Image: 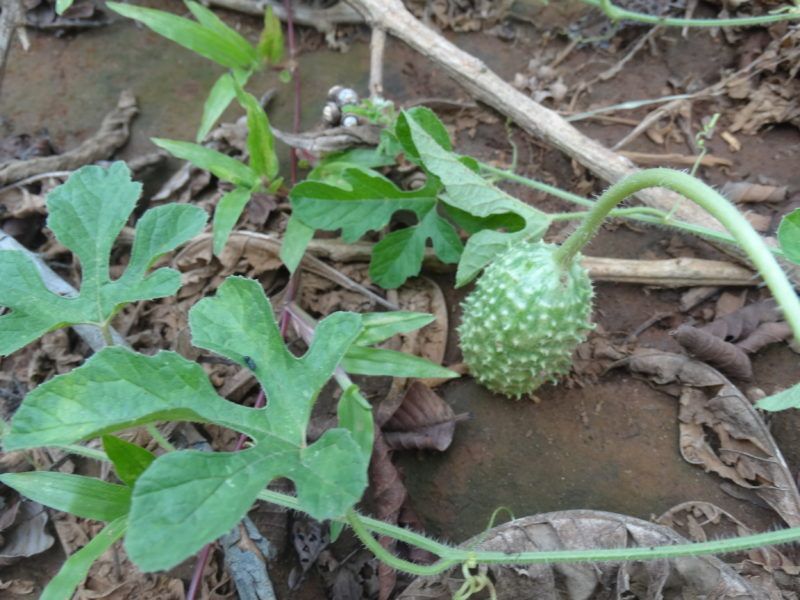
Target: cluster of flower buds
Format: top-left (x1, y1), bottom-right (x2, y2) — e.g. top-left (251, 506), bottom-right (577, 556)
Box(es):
top-left (322, 85), bottom-right (360, 127)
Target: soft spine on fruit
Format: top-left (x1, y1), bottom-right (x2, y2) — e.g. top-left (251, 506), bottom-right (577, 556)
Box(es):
top-left (458, 241), bottom-right (594, 399)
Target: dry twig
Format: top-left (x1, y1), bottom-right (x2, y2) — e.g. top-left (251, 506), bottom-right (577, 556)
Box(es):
top-left (0, 91), bottom-right (138, 185)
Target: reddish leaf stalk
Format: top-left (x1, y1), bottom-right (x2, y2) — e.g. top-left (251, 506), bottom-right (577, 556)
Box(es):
top-left (284, 0), bottom-right (300, 185)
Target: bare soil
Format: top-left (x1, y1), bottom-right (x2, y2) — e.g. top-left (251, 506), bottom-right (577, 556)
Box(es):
top-left (1, 1), bottom-right (799, 598)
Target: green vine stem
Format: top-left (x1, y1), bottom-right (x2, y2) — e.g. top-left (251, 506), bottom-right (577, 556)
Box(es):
top-left (254, 488), bottom-right (800, 576)
top-left (477, 161), bottom-right (784, 254)
top-left (585, 0), bottom-right (800, 27)
top-left (553, 169), bottom-right (800, 340)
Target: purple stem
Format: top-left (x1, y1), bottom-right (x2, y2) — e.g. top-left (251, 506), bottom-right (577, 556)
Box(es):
top-left (284, 0), bottom-right (300, 185)
top-left (186, 2), bottom-right (302, 595)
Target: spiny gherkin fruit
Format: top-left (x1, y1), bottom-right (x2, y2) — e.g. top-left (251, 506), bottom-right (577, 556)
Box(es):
top-left (458, 241), bottom-right (594, 398)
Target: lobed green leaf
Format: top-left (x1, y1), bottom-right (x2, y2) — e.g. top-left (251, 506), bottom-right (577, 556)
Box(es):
top-left (290, 169), bottom-right (437, 243)
top-left (0, 163), bottom-right (207, 356)
top-left (122, 277), bottom-right (370, 571)
top-left (403, 109), bottom-right (551, 285)
top-left (369, 209), bottom-right (462, 288)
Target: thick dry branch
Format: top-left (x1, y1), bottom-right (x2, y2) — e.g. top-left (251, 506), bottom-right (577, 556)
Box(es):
top-left (0, 90), bottom-right (138, 185)
top-left (303, 237), bottom-right (758, 287)
top-left (582, 256), bottom-right (756, 287)
top-left (344, 0), bottom-right (800, 287)
top-left (369, 27), bottom-right (386, 98)
top-left (619, 151), bottom-right (732, 169)
top-left (344, 0), bottom-right (715, 229)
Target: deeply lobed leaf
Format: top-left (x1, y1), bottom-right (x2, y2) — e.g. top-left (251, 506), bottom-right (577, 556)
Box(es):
top-left (290, 168), bottom-right (437, 242)
top-left (0, 163), bottom-right (207, 356)
top-left (402, 111), bottom-right (551, 286)
top-left (6, 277), bottom-right (372, 571)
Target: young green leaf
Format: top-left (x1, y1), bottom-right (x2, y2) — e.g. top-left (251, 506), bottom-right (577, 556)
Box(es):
top-left (0, 472), bottom-right (130, 521)
top-left (369, 209), bottom-right (463, 288)
top-left (0, 163), bottom-right (207, 356)
top-left (757, 383), bottom-right (800, 411)
top-left (102, 436), bottom-right (156, 488)
top-left (280, 214), bottom-right (315, 273)
top-left (197, 70), bottom-right (251, 142)
top-left (234, 84), bottom-right (279, 180)
top-left (290, 169), bottom-right (438, 243)
top-left (257, 6), bottom-right (285, 64)
top-left (152, 138), bottom-right (257, 188)
top-left (457, 227), bottom-right (544, 287)
top-left (107, 2), bottom-right (258, 70)
top-left (403, 109), bottom-right (551, 285)
top-left (394, 106), bottom-right (453, 162)
top-left (55, 0), bottom-right (75, 15)
top-left (355, 311), bottom-right (435, 346)
top-left (122, 277), bottom-right (369, 571)
top-left (778, 209), bottom-right (800, 265)
top-left (41, 517), bottom-right (127, 600)
top-left (213, 187), bottom-right (253, 255)
top-left (342, 346), bottom-right (458, 379)
top-left (337, 385), bottom-right (374, 459)
top-left (184, 1), bottom-right (254, 56)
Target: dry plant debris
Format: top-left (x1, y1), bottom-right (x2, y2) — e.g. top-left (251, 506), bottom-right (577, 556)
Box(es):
top-left (399, 510), bottom-right (757, 599)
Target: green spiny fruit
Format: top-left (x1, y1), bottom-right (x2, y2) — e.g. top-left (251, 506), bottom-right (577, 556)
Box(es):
top-left (458, 241), bottom-right (594, 398)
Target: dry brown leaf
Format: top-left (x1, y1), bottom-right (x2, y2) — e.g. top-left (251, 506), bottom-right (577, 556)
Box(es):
top-left (624, 349), bottom-right (800, 526)
top-left (674, 325), bottom-right (753, 378)
top-left (405, 0), bottom-right (513, 31)
top-left (383, 381), bottom-right (466, 452)
top-left (674, 299), bottom-right (788, 379)
top-left (658, 501), bottom-right (800, 574)
top-left (399, 510), bottom-right (757, 599)
top-left (721, 181), bottom-right (788, 203)
top-left (288, 517), bottom-right (329, 590)
top-left (0, 577), bottom-right (36, 594)
top-left (658, 501), bottom-right (800, 596)
top-left (0, 501), bottom-right (54, 567)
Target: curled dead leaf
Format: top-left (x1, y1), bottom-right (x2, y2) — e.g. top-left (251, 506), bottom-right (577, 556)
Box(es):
top-left (623, 349), bottom-right (800, 526)
top-left (383, 381), bottom-right (468, 452)
top-left (674, 300), bottom-right (788, 380)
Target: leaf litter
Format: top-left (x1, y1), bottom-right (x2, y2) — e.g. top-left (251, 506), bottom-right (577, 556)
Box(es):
top-left (4, 6), bottom-right (800, 598)
top-left (399, 510), bottom-right (758, 599)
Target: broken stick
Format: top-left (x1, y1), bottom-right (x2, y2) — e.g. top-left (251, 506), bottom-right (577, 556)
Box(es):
top-left (0, 90), bottom-right (138, 185)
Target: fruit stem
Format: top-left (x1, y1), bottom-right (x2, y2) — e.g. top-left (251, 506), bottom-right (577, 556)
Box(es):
top-left (554, 168), bottom-right (800, 341)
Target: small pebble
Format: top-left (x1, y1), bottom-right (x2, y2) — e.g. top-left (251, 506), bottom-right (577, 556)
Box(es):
top-left (322, 102), bottom-right (341, 125)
